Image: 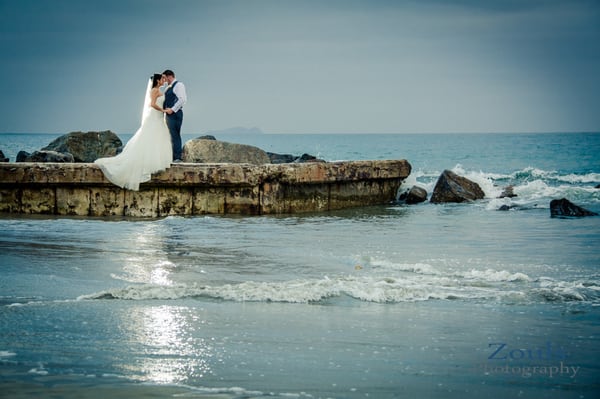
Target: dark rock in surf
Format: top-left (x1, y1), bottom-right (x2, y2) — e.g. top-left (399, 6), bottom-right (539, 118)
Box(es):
top-left (549, 198), bottom-right (598, 218)
top-left (17, 150), bottom-right (74, 163)
top-left (0, 150), bottom-right (8, 162)
top-left (430, 170), bottom-right (485, 203)
top-left (499, 185), bottom-right (517, 198)
top-left (42, 130), bottom-right (122, 162)
top-left (595, 184), bottom-right (600, 189)
top-left (399, 185), bottom-right (428, 204)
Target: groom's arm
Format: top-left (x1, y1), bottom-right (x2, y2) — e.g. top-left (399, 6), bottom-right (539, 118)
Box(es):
top-left (171, 82), bottom-right (187, 113)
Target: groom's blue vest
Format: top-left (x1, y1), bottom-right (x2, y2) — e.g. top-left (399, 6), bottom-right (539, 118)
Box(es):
top-left (164, 81), bottom-right (180, 111)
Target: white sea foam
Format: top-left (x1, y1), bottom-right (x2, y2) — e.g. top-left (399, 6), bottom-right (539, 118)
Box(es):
top-left (79, 266), bottom-right (597, 305)
top-left (0, 350), bottom-right (16, 357)
top-left (459, 269), bottom-right (531, 282)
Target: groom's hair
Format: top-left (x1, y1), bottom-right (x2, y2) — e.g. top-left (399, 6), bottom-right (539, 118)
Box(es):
top-left (163, 69), bottom-right (175, 77)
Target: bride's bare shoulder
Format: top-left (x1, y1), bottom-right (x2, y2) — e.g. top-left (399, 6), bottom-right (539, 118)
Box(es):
top-left (150, 87), bottom-right (161, 97)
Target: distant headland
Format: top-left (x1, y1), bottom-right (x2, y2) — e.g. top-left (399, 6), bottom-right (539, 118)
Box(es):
top-left (205, 126), bottom-right (263, 135)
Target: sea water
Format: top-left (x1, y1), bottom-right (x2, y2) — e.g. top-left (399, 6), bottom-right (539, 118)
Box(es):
top-left (0, 133), bottom-right (599, 398)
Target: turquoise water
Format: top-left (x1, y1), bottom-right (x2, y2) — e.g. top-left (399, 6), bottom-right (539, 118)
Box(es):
top-left (1, 133), bottom-right (599, 398)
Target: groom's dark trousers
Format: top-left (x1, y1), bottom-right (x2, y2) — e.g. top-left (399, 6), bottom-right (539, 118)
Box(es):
top-left (166, 111), bottom-right (183, 161)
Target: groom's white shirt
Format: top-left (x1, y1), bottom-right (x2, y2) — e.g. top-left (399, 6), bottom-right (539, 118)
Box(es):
top-left (169, 80), bottom-right (187, 113)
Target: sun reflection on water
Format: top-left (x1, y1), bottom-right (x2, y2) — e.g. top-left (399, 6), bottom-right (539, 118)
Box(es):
top-left (111, 223), bottom-right (177, 286)
top-left (120, 305), bottom-right (214, 384)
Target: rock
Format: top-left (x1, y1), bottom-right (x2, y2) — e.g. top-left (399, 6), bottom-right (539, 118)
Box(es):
top-left (499, 185), bottom-right (517, 198)
top-left (182, 139), bottom-right (271, 164)
top-left (549, 198), bottom-right (598, 218)
top-left (595, 184), bottom-right (600, 189)
top-left (42, 130), bottom-right (122, 162)
top-left (296, 153), bottom-right (326, 163)
top-left (0, 150), bottom-right (8, 162)
top-left (430, 170), bottom-right (485, 203)
top-left (267, 152), bottom-right (325, 164)
top-left (17, 150), bottom-right (74, 163)
top-left (267, 152), bottom-right (297, 164)
top-left (399, 185), bottom-right (428, 204)
top-left (197, 135), bottom-right (217, 141)
top-left (16, 151), bottom-right (31, 162)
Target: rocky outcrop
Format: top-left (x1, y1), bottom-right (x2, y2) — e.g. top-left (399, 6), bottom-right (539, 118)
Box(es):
top-left (430, 170), bottom-right (485, 203)
top-left (42, 131), bottom-right (122, 162)
top-left (550, 198), bottom-right (598, 218)
top-left (16, 150), bottom-right (74, 163)
top-left (183, 139), bottom-right (271, 164)
top-left (0, 150), bottom-right (8, 162)
top-left (399, 185), bottom-right (428, 204)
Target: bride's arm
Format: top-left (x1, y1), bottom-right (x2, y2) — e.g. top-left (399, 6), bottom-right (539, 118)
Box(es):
top-left (150, 89), bottom-right (165, 113)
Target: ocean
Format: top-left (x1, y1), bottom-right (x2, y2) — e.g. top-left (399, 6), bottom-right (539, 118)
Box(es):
top-left (1, 132), bottom-right (599, 398)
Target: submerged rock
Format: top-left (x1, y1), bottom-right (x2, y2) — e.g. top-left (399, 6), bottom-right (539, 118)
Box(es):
top-left (399, 185), bottom-right (428, 204)
top-left (0, 150), bottom-right (8, 162)
top-left (183, 139), bottom-right (271, 164)
top-left (499, 185), bottom-right (517, 198)
top-left (430, 170), bottom-right (485, 203)
top-left (17, 150), bottom-right (74, 163)
top-left (549, 198), bottom-right (598, 218)
top-left (42, 130), bottom-right (122, 162)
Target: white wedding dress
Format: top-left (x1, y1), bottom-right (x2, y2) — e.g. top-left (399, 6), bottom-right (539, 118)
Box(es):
top-left (95, 94), bottom-right (172, 191)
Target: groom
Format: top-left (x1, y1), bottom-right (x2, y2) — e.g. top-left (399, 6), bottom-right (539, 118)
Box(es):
top-left (162, 69), bottom-right (187, 162)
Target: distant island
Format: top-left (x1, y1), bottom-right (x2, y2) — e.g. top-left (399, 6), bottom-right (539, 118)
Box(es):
top-left (205, 126), bottom-right (263, 135)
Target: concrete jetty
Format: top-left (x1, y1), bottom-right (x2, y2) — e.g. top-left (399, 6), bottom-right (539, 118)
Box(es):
top-left (0, 160), bottom-right (411, 217)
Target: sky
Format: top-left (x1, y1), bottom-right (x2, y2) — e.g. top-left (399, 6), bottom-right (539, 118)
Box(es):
top-left (0, 0), bottom-right (599, 134)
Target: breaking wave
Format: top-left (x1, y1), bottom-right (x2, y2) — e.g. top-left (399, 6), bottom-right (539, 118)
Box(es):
top-left (78, 269), bottom-right (599, 305)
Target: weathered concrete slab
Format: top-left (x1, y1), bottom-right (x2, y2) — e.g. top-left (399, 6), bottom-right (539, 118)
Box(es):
top-left (0, 160), bottom-right (411, 217)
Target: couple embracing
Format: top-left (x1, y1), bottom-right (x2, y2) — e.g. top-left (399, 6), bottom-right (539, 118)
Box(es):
top-left (95, 70), bottom-right (187, 191)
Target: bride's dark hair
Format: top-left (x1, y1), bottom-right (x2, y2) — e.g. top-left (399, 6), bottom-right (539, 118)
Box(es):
top-left (151, 73), bottom-right (163, 88)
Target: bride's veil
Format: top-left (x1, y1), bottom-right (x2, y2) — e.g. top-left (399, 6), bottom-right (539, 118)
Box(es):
top-left (141, 77), bottom-right (153, 124)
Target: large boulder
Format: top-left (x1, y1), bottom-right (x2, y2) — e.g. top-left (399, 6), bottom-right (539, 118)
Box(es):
top-left (550, 198), bottom-right (598, 218)
top-left (16, 150), bottom-right (74, 163)
top-left (42, 130), bottom-right (122, 162)
top-left (399, 185), bottom-right (428, 204)
top-left (0, 150), bottom-right (8, 162)
top-left (430, 170), bottom-right (485, 203)
top-left (182, 139), bottom-right (271, 164)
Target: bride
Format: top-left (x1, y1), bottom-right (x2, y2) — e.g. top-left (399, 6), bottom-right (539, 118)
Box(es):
top-left (95, 74), bottom-right (173, 191)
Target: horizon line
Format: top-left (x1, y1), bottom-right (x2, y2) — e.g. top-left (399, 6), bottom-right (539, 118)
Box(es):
top-left (1, 130), bottom-right (599, 135)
